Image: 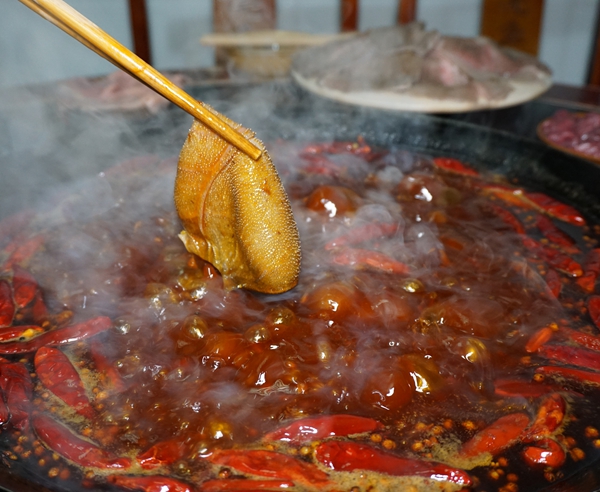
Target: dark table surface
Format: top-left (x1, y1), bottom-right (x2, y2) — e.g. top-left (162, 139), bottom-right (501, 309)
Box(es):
top-left (442, 83), bottom-right (600, 140)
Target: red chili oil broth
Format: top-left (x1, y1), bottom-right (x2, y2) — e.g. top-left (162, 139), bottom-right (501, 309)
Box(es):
top-left (0, 142), bottom-right (599, 491)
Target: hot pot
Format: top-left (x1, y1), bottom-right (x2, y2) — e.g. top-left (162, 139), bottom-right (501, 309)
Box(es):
top-left (1, 79), bottom-right (600, 491)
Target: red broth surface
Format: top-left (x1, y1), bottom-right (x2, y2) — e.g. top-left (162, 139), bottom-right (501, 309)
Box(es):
top-left (0, 140), bottom-right (600, 492)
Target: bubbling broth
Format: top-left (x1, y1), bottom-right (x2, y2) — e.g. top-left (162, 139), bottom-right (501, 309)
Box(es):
top-left (1, 139), bottom-right (600, 492)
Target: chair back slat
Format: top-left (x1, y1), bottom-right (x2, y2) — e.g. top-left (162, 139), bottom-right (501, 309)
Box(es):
top-left (128, 0), bottom-right (152, 64)
top-left (480, 0), bottom-right (545, 56)
top-left (397, 0), bottom-right (417, 25)
top-left (588, 16), bottom-right (600, 86)
top-left (341, 0), bottom-right (359, 31)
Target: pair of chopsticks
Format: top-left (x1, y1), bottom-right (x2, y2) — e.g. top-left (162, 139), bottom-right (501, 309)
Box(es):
top-left (19, 0), bottom-right (262, 161)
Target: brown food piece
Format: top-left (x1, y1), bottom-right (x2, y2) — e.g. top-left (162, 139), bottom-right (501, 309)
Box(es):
top-left (174, 109), bottom-right (301, 294)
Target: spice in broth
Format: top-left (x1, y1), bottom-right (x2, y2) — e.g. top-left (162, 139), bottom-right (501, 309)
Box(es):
top-left (0, 139), bottom-right (599, 491)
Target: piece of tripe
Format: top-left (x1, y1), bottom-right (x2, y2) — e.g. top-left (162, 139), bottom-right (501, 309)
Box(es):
top-left (174, 108), bottom-right (301, 294)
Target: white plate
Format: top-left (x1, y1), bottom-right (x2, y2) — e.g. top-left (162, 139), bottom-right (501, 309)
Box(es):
top-left (291, 25), bottom-right (552, 114)
top-left (292, 70), bottom-right (552, 113)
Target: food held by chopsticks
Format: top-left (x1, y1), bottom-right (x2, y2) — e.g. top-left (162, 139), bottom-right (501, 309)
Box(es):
top-left (175, 110), bottom-right (301, 294)
top-left (292, 22), bottom-right (552, 112)
top-left (20, 0), bottom-right (301, 294)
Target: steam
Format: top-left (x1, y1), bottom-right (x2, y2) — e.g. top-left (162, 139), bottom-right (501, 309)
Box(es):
top-left (2, 77), bottom-right (568, 474)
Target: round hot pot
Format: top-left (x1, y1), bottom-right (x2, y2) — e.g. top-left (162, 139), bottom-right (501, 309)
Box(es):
top-left (0, 80), bottom-right (600, 492)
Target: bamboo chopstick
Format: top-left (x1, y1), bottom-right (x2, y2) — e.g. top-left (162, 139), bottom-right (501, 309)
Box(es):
top-left (19, 0), bottom-right (263, 161)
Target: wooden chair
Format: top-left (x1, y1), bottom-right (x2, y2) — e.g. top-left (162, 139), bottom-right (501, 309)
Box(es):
top-left (127, 0), bottom-right (600, 86)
